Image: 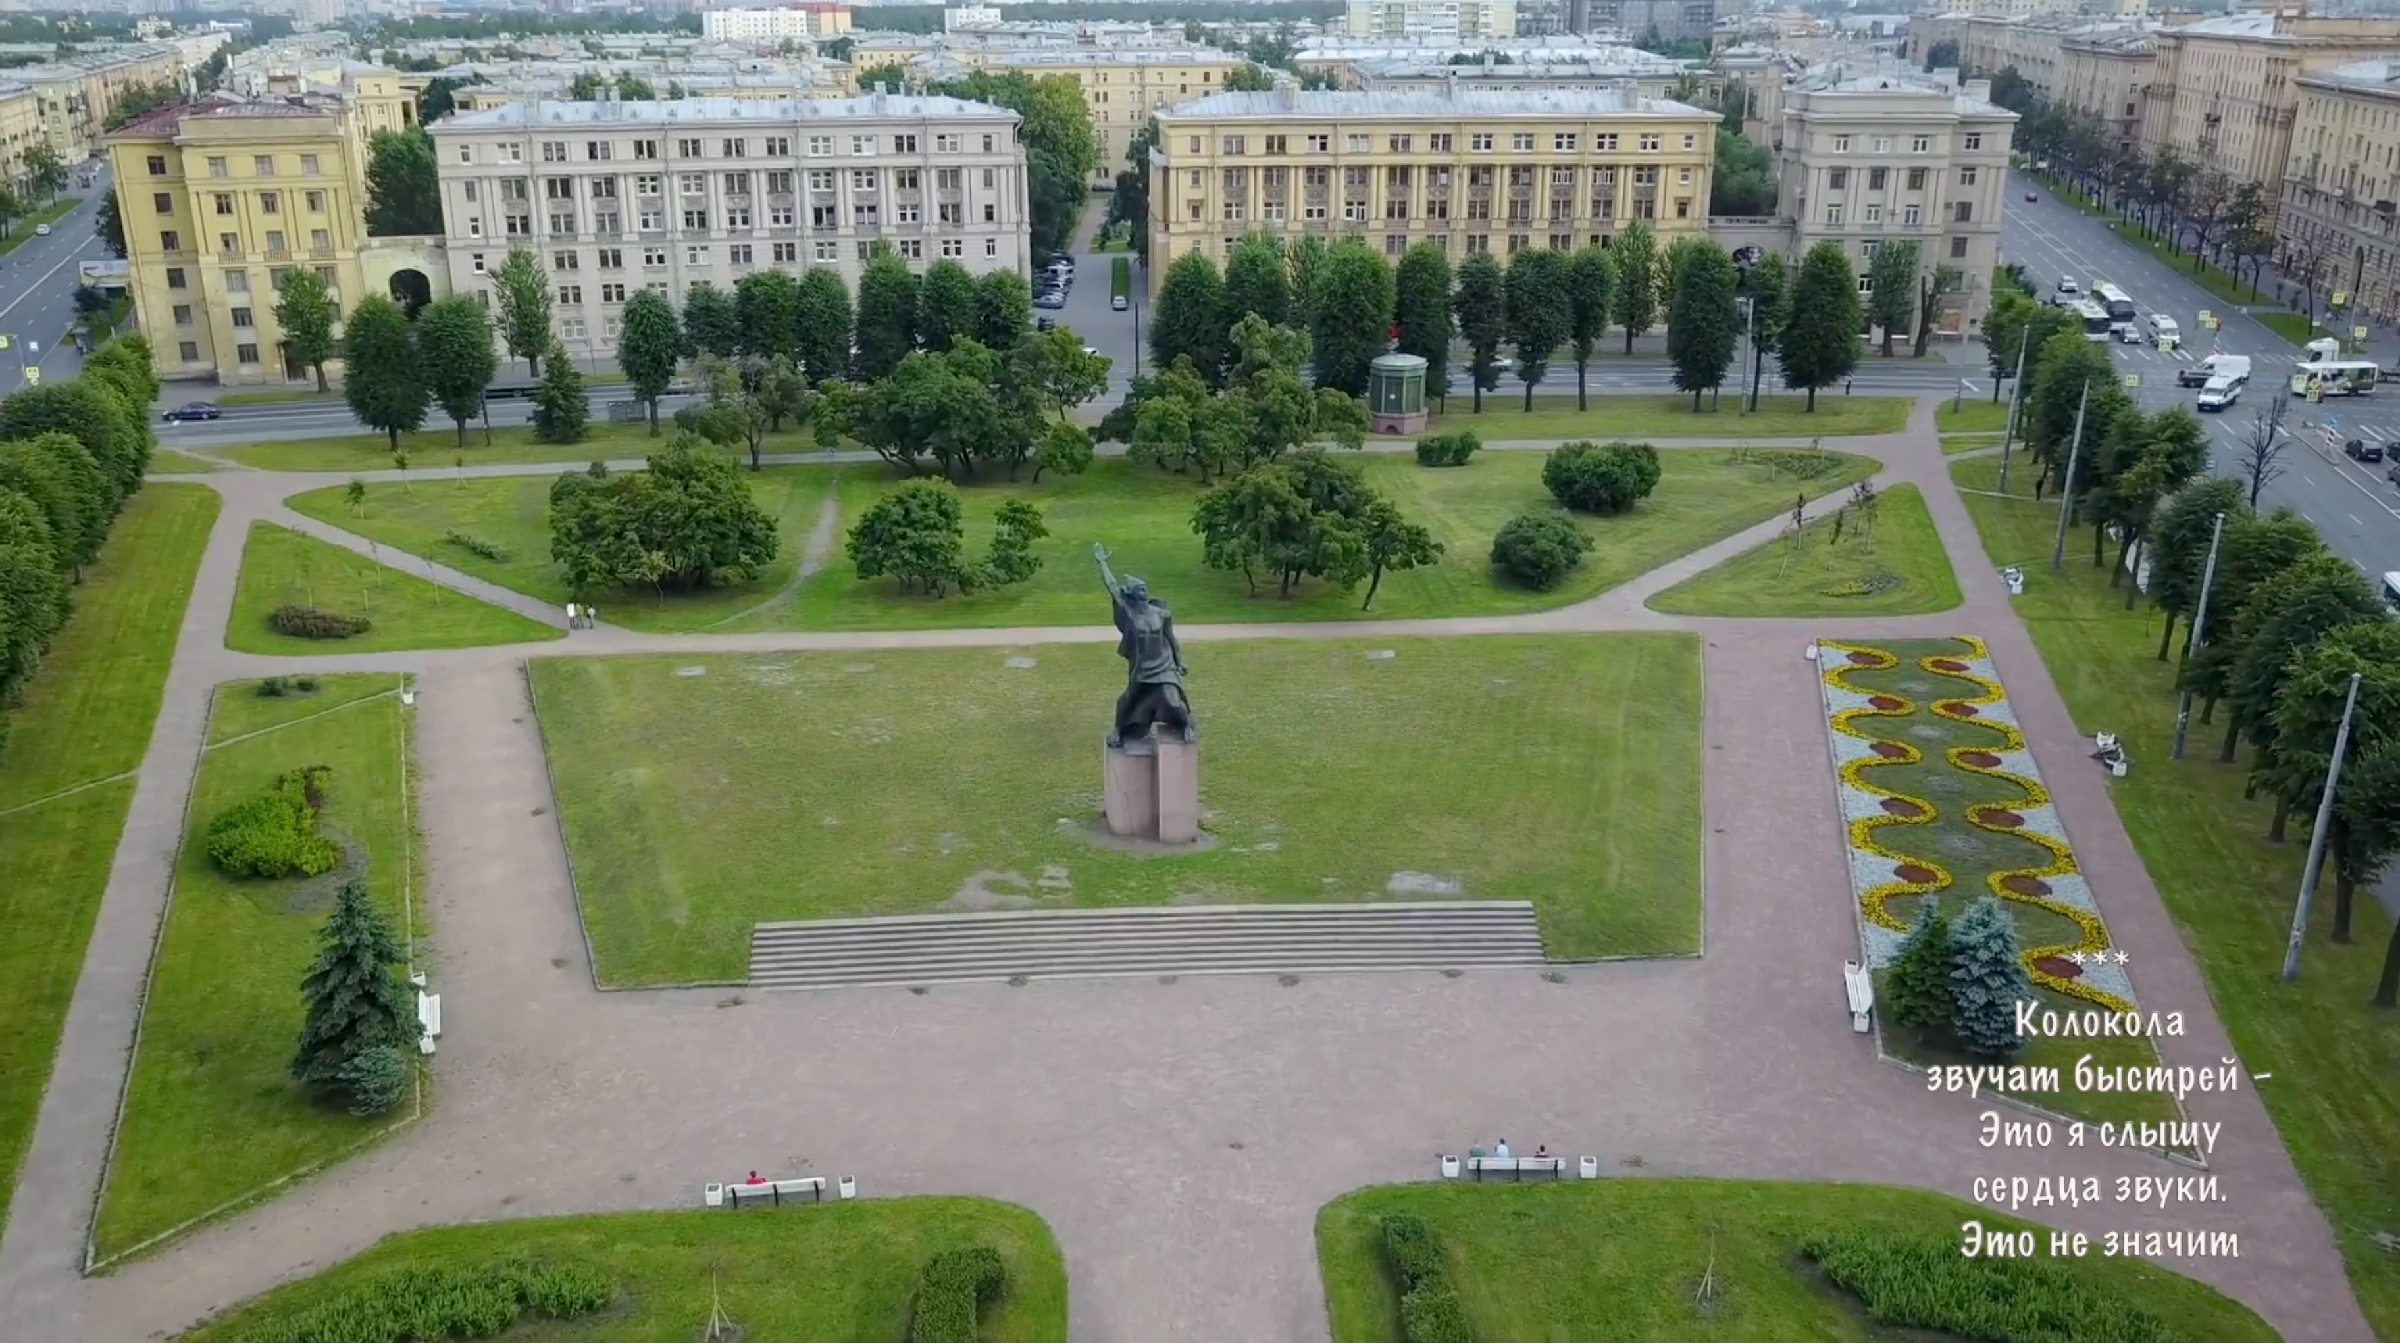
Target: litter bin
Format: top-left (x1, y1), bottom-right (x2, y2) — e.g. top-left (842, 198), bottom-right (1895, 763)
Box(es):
top-left (1440, 1154), bottom-right (1461, 1179)
top-left (1579, 1156), bottom-right (1599, 1180)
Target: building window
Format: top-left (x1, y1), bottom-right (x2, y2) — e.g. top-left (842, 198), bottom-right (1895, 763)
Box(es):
top-left (172, 304), bottom-right (192, 326)
top-left (457, 144), bottom-right (473, 165)
top-left (471, 253), bottom-right (487, 273)
top-left (1907, 168), bottom-right (1927, 190)
top-left (152, 192), bottom-right (172, 214)
top-left (562, 319), bottom-right (585, 340)
top-left (773, 242), bottom-right (797, 263)
top-left (1828, 168), bottom-right (1848, 190)
top-left (259, 192), bottom-right (279, 215)
top-left (1963, 132), bottom-right (1983, 151)
top-left (637, 139), bottom-right (662, 159)
top-left (1825, 204), bottom-right (1844, 225)
top-left (147, 154), bottom-right (168, 176)
top-left (1223, 135), bottom-right (1246, 154)
top-left (729, 244), bottom-right (753, 265)
top-left (1868, 168), bottom-right (1887, 191)
top-left (553, 250), bottom-right (578, 270)
top-left (1959, 167), bottom-right (1978, 186)
top-left (1873, 137), bottom-right (1892, 155)
top-left (602, 282), bottom-right (627, 302)
top-left (306, 190), bottom-right (326, 212)
top-left (941, 237), bottom-right (965, 257)
top-left (680, 138), bottom-right (704, 157)
top-left (683, 209), bottom-right (709, 230)
top-left (1512, 133), bottom-right (1535, 151)
top-left (589, 141), bottom-right (613, 161)
top-left (723, 137), bottom-right (747, 157)
top-left (1953, 201), bottom-right (1973, 222)
top-left (1597, 134), bottom-right (1618, 151)
top-left (1674, 198), bottom-right (1691, 218)
top-left (985, 238), bottom-right (997, 257)
top-left (852, 134), bottom-right (874, 156)
top-left (543, 141), bottom-right (567, 163)
top-left (934, 133), bottom-right (958, 153)
top-left (643, 247), bottom-right (667, 266)
top-left (236, 343), bottom-right (259, 365)
top-left (1904, 204), bottom-right (1922, 226)
top-left (1864, 204), bottom-right (1883, 224)
top-left (1683, 134), bottom-right (1696, 150)
top-left (1639, 134), bottom-right (1660, 152)
top-left (1553, 133), bottom-right (1577, 151)
top-left (213, 193), bottom-right (233, 216)
top-left (898, 239), bottom-right (923, 259)
top-left (166, 266), bottom-right (186, 288)
top-left (1308, 134), bottom-right (1330, 152)
top-left (814, 241), bottom-right (838, 261)
top-left (687, 245), bottom-right (709, 265)
top-left (232, 307), bottom-right (253, 328)
top-left (1950, 235), bottom-right (1969, 258)
top-left (598, 247), bottom-right (623, 267)
top-left (178, 341), bottom-right (199, 361)
top-left (808, 136), bottom-right (832, 156)
top-left (1913, 136), bottom-right (1932, 153)
top-left (1832, 135), bottom-right (1851, 152)
top-left (253, 155), bottom-right (274, 176)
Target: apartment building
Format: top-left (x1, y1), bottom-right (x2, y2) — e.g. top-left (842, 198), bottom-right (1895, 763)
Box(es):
top-left (701, 5), bottom-right (855, 45)
top-left (105, 78), bottom-right (406, 385)
top-left (1147, 86), bottom-right (1717, 294)
top-left (2056, 26), bottom-right (2153, 156)
top-left (427, 93), bottom-right (1030, 369)
top-left (1579, 0), bottom-right (1720, 45)
top-left (1776, 73), bottom-right (2018, 331)
top-left (909, 48), bottom-right (1245, 185)
top-left (1350, 46), bottom-right (1696, 99)
top-left (1344, 0), bottom-right (1519, 43)
top-left (2142, 12), bottom-right (2400, 203)
top-left (1294, 34), bottom-right (1663, 85)
top-left (2281, 59), bottom-right (2400, 322)
top-left (18, 39), bottom-right (223, 165)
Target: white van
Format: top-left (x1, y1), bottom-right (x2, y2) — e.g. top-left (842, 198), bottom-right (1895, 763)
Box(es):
top-left (2197, 374), bottom-right (2244, 411)
top-left (2381, 571), bottom-right (2400, 614)
top-left (2147, 315), bottom-right (2181, 345)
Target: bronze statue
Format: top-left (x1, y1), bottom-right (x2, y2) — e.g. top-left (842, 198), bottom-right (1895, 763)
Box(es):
top-left (1095, 543), bottom-right (1195, 748)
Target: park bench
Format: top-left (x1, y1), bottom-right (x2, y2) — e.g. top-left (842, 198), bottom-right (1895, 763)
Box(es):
top-left (416, 991), bottom-right (441, 1055)
top-left (709, 1175), bottom-right (824, 1208)
top-left (1843, 960), bottom-right (1873, 1033)
top-left (1465, 1155), bottom-right (1566, 1182)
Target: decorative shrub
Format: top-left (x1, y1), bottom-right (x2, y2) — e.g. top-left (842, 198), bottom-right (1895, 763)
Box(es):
top-left (228, 1259), bottom-right (613, 1343)
top-left (1948, 896), bottom-right (2033, 1056)
top-left (257, 677), bottom-right (288, 698)
top-left (909, 1245), bottom-right (1006, 1343)
top-left (1490, 511), bottom-right (1593, 591)
top-left (335, 1043), bottom-right (410, 1116)
top-left (1377, 1216), bottom-right (1472, 1343)
top-left (1542, 440), bottom-right (1662, 513)
top-left (1397, 1283), bottom-right (1473, 1343)
top-left (271, 604), bottom-right (371, 640)
top-left (1379, 1215), bottom-right (1443, 1290)
top-left (442, 529), bottom-right (514, 562)
top-left (205, 766), bottom-right (339, 879)
top-left (1884, 906), bottom-right (1954, 1031)
top-left (1413, 431), bottom-right (1481, 467)
top-left (253, 677), bottom-right (323, 699)
top-left (1807, 1229), bottom-right (2177, 1343)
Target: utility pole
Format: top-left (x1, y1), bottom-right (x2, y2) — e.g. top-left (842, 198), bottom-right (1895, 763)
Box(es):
top-left (1747, 294), bottom-right (1768, 412)
top-left (2282, 671), bottom-right (2363, 981)
top-left (2049, 378), bottom-right (2089, 572)
top-left (2169, 510), bottom-right (2226, 761)
top-left (1998, 322), bottom-right (2030, 495)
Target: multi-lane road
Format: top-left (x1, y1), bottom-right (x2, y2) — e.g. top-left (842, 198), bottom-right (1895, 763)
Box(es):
top-left (0, 167), bottom-right (112, 393)
top-left (2000, 186), bottom-right (2399, 581)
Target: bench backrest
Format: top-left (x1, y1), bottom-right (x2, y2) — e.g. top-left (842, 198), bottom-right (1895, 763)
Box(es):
top-left (1467, 1156), bottom-right (1564, 1172)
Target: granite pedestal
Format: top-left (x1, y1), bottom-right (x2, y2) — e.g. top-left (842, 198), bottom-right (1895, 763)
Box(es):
top-left (1103, 733), bottom-right (1201, 844)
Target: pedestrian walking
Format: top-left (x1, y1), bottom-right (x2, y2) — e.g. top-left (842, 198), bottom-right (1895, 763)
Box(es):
top-left (566, 601), bottom-right (580, 630)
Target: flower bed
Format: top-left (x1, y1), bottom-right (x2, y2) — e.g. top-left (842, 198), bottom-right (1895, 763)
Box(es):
top-left (1819, 636), bottom-right (2136, 1014)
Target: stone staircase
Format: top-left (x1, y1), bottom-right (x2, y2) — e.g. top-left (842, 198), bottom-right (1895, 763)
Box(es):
top-left (746, 901), bottom-right (1548, 990)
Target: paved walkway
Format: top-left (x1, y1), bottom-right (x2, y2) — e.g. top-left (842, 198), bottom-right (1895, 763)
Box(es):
top-left (0, 402), bottom-right (2374, 1343)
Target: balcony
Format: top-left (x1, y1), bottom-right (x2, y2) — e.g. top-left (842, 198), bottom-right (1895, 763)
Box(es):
top-left (265, 248), bottom-right (292, 262)
top-left (309, 246), bottom-right (334, 260)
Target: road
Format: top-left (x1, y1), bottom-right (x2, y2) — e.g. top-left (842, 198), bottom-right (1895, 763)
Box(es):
top-left (0, 162), bottom-right (112, 393)
top-left (2000, 188), bottom-right (2400, 582)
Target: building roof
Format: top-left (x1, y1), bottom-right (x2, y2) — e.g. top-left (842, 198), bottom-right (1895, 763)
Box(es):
top-left (2299, 58), bottom-right (2400, 94)
top-left (1157, 87), bottom-right (1710, 120)
top-left (107, 90), bottom-right (344, 140)
top-left (1791, 69), bottom-right (2013, 118)
top-left (431, 92), bottom-right (1017, 129)
top-left (2166, 11), bottom-right (2279, 39)
top-left (1352, 46), bottom-right (1691, 80)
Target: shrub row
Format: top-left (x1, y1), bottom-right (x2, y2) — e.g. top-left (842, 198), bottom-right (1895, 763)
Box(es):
top-left (1490, 511), bottom-right (1592, 592)
top-left (271, 604), bottom-right (372, 640)
top-left (229, 1258), bottom-right (613, 1343)
top-left (1806, 1229), bottom-right (2177, 1343)
top-left (1542, 440), bottom-right (1660, 514)
top-left (442, 528), bottom-right (513, 562)
top-left (1379, 1216), bottom-right (1470, 1343)
top-left (1413, 430), bottom-right (1480, 467)
top-left (254, 675), bottom-right (321, 698)
top-left (908, 1245), bottom-right (1005, 1343)
top-left (205, 765), bottom-right (339, 879)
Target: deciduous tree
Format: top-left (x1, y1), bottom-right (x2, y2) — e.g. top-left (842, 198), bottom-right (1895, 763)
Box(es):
top-left (915, 258), bottom-right (980, 353)
top-left (1564, 244), bottom-right (1614, 410)
top-left (2263, 619), bottom-right (2400, 939)
top-left (1152, 249), bottom-right (1227, 384)
top-left (1665, 238), bottom-right (1738, 409)
top-left (272, 266), bottom-right (339, 392)
top-left (1222, 232), bottom-right (1291, 332)
top-left (794, 268), bottom-right (853, 383)
top-left (616, 289), bottom-right (682, 434)
top-left (1311, 241), bottom-right (1394, 396)
top-left (490, 248), bottom-right (552, 377)
top-left (853, 246), bottom-right (919, 380)
top-left (547, 437), bottom-right (779, 598)
top-left (1357, 495), bottom-right (1440, 610)
top-left (364, 127), bottom-right (441, 235)
top-left (1453, 251), bottom-right (1506, 413)
top-left (1500, 248), bottom-right (1569, 411)
top-left (1866, 239), bottom-right (1919, 357)
top-left (415, 295), bottom-right (497, 446)
top-left (529, 337), bottom-right (587, 443)
top-left (681, 280), bottom-right (739, 360)
top-left (1779, 241), bottom-right (1862, 410)
top-left (733, 268), bottom-right (801, 361)
top-left (973, 268), bottom-right (1032, 351)
top-left (1393, 242), bottom-right (1453, 406)
top-left (340, 295), bottom-right (427, 450)
top-left (1612, 222), bottom-right (1659, 354)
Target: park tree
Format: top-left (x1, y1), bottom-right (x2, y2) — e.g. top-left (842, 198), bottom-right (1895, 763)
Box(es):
top-left (1946, 896), bottom-right (2030, 1057)
top-left (547, 437), bottom-right (780, 598)
top-left (529, 338), bottom-right (587, 443)
top-left (853, 246), bottom-right (920, 380)
top-left (2234, 396), bottom-right (2291, 505)
top-left (2179, 509), bottom-right (2324, 729)
top-left (677, 354), bottom-right (806, 470)
top-left (340, 295), bottom-right (427, 450)
top-left (2023, 330), bottom-right (2124, 497)
top-left (1005, 326), bottom-right (1111, 423)
top-left (1982, 289), bottom-right (2075, 403)
top-left (1665, 237), bottom-right (1739, 410)
top-left (0, 489), bottom-right (67, 706)
top-left (1612, 222), bottom-right (1659, 354)
top-left (95, 189), bottom-right (126, 259)
top-left (935, 71), bottom-right (1097, 256)
top-left (0, 379), bottom-right (146, 507)
top-left (915, 258), bottom-right (981, 354)
top-left (1222, 233), bottom-right (1291, 332)
top-left (272, 266), bottom-right (339, 392)
top-left (1033, 420), bottom-right (1094, 482)
top-left (1311, 241), bottom-right (1395, 396)
top-left (1285, 234), bottom-right (1329, 332)
top-left (847, 478), bottom-right (969, 595)
top-left (2143, 477), bottom-right (2249, 661)
top-left (1564, 244), bottom-right (1615, 411)
top-left (2225, 553), bottom-right (2385, 801)
top-left (291, 877), bottom-right (419, 1115)
top-left (2262, 619), bottom-right (2400, 940)
top-left (733, 269), bottom-right (801, 361)
top-left (1885, 905), bottom-right (1955, 1030)
top-left (1356, 495), bottom-right (1441, 611)
top-left (1502, 248), bottom-right (1569, 411)
top-left (681, 280), bottom-right (740, 360)
top-left (1192, 456), bottom-right (1368, 598)
top-left (973, 268), bottom-right (1033, 351)
top-left (0, 436), bottom-right (103, 573)
top-left (1225, 61), bottom-right (1276, 91)
top-left (1866, 239), bottom-right (1919, 357)
top-left (364, 127), bottom-right (442, 235)
top-left (1913, 264), bottom-right (1961, 358)
top-left (1543, 440), bottom-right (1661, 513)
top-left (490, 249), bottom-right (552, 377)
top-left (1393, 242), bottom-right (1453, 406)
top-left (1737, 250), bottom-right (1789, 407)
top-left (1779, 241), bottom-right (1861, 410)
top-left (838, 340), bottom-right (1032, 480)
top-left (1453, 251), bottom-right (1507, 413)
top-left (414, 295), bottom-right (497, 446)
top-left (616, 289), bottom-right (682, 433)
top-left (1151, 249), bottom-right (1227, 384)
top-left (794, 268), bottom-right (854, 383)
top-left (19, 143), bottom-right (66, 202)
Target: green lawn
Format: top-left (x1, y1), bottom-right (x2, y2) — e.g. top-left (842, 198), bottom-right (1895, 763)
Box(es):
top-left (1935, 399), bottom-right (2011, 434)
top-left (1403, 393), bottom-right (1910, 440)
top-left (214, 419), bottom-right (831, 472)
top-left (2107, 222), bottom-right (2256, 309)
top-left (1950, 457), bottom-right (2400, 1341)
top-left (181, 1198), bottom-right (1066, 1342)
top-left (0, 196), bottom-right (83, 259)
top-left (771, 448), bottom-right (1877, 632)
top-left (2256, 310), bottom-right (2331, 349)
top-left (94, 676), bottom-right (420, 1264)
top-left (530, 635), bottom-right (1703, 984)
top-left (0, 486), bottom-right (218, 1230)
top-left (227, 522), bottom-right (561, 654)
top-left (1943, 434), bottom-right (2003, 455)
top-left (146, 449), bottom-right (227, 474)
top-left (1318, 1178), bottom-right (2279, 1342)
top-left (1645, 484), bottom-right (1959, 617)
top-left (287, 467), bottom-right (832, 633)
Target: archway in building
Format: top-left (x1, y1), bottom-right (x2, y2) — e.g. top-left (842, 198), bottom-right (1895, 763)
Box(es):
top-left (389, 268), bottom-right (432, 317)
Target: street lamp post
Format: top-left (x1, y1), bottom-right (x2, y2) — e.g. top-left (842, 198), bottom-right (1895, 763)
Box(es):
top-left (2281, 671), bottom-right (2364, 981)
top-left (2049, 378), bottom-right (2089, 572)
top-left (2169, 510), bottom-right (2226, 761)
top-left (1998, 321), bottom-right (2030, 495)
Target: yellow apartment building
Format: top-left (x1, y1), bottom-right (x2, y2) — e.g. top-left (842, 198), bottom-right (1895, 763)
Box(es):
top-left (105, 77), bottom-right (409, 386)
top-left (907, 47), bottom-right (1245, 186)
top-left (2142, 12), bottom-right (2400, 206)
top-left (1148, 86), bottom-right (1718, 294)
top-left (0, 82), bottom-right (43, 191)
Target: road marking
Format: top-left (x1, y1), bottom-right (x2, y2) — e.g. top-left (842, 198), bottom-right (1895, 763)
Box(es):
top-left (0, 211), bottom-right (103, 326)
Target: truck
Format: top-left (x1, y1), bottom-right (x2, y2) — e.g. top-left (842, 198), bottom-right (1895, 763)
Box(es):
top-left (2178, 353), bottom-right (2250, 389)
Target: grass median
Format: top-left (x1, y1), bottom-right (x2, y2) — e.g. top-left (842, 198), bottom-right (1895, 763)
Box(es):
top-left (1398, 392), bottom-right (1910, 441)
top-left (1950, 457), bottom-right (2400, 1342)
top-left (227, 522), bottom-right (560, 654)
top-left (0, 484), bottom-right (218, 1229)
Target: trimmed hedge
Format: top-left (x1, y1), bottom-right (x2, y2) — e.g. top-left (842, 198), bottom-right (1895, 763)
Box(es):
top-left (442, 528), bottom-right (513, 562)
top-left (271, 603), bottom-right (372, 640)
top-left (1807, 1230), bottom-right (2177, 1343)
top-left (204, 765), bottom-right (339, 879)
top-left (1379, 1216), bottom-right (1471, 1343)
top-left (1541, 440), bottom-right (1661, 513)
top-left (1413, 431), bottom-right (1480, 467)
top-left (1490, 511), bottom-right (1592, 592)
top-left (228, 1259), bottom-right (612, 1343)
top-left (909, 1245), bottom-right (1005, 1343)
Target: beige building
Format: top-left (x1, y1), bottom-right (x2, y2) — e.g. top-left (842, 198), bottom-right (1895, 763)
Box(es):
top-left (2282, 59), bottom-right (2400, 322)
top-left (1344, 0), bottom-right (1519, 42)
top-left (908, 48), bottom-right (1245, 186)
top-left (1147, 86), bottom-right (1717, 293)
top-left (1775, 72), bottom-right (2018, 331)
top-left (2142, 12), bottom-right (2400, 200)
top-left (1350, 47), bottom-right (1697, 99)
top-left (701, 5), bottom-right (854, 44)
top-left (19, 41), bottom-right (214, 166)
top-left (427, 93), bottom-right (1031, 369)
top-left (2055, 27), bottom-right (2154, 155)
top-left (104, 72), bottom-right (417, 386)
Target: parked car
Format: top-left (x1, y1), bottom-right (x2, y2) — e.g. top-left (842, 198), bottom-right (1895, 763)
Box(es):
top-left (33, 223), bottom-right (49, 236)
top-left (2025, 191), bottom-right (2039, 203)
top-left (1111, 294), bottom-right (1128, 311)
top-left (2345, 438), bottom-right (2386, 462)
top-left (1034, 290), bottom-right (1066, 309)
top-left (2056, 277), bottom-right (2080, 296)
top-left (1035, 316), bottom-right (1057, 332)
top-left (162, 401), bottom-right (221, 422)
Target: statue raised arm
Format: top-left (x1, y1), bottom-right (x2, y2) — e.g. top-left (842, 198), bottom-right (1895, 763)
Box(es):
top-left (1093, 541), bottom-right (1195, 747)
top-left (1093, 542), bottom-right (1122, 597)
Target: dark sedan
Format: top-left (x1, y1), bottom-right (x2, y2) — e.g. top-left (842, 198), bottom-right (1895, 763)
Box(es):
top-left (162, 401), bottom-right (221, 422)
top-left (2345, 438), bottom-right (2386, 462)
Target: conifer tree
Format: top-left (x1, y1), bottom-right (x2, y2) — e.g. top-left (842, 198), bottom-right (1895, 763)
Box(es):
top-left (1884, 905), bottom-right (1954, 1030)
top-left (530, 338), bottom-right (587, 443)
top-left (292, 877), bottom-right (419, 1114)
top-left (1946, 896), bottom-right (2031, 1056)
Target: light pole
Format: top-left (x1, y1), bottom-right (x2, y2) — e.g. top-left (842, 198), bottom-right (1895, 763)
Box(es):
top-left (2281, 671), bottom-right (2363, 981)
top-left (1997, 320), bottom-right (2030, 495)
top-left (1738, 295), bottom-right (1756, 413)
top-left (2169, 510), bottom-right (2226, 761)
top-left (2049, 378), bottom-right (2089, 572)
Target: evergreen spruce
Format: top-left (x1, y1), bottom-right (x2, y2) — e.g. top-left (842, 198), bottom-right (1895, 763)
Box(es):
top-left (1946, 896), bottom-right (2031, 1056)
top-left (1885, 905), bottom-right (1955, 1030)
top-left (292, 877), bottom-right (420, 1113)
top-left (530, 338), bottom-right (588, 443)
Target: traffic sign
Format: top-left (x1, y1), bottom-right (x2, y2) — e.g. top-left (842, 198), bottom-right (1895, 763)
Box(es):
top-left (2120, 372), bottom-right (2141, 389)
top-left (22, 367), bottom-right (38, 385)
top-left (2333, 290), bottom-right (2351, 308)
top-left (2355, 325), bottom-right (2370, 342)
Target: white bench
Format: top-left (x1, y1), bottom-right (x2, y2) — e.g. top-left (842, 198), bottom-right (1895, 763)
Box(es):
top-left (708, 1175), bottom-right (825, 1208)
top-left (1843, 960), bottom-right (1873, 1033)
top-left (1465, 1155), bottom-right (1566, 1182)
top-left (416, 992), bottom-right (442, 1054)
